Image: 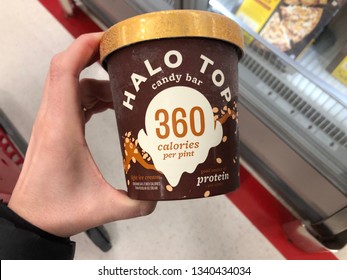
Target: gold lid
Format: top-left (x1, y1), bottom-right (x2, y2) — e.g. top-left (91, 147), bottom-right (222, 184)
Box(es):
top-left (100, 10), bottom-right (244, 66)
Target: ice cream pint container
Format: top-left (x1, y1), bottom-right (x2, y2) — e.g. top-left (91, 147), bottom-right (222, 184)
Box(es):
top-left (100, 10), bottom-right (244, 200)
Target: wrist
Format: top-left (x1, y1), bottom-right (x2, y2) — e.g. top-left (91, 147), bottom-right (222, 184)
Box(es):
top-left (1, 202), bottom-right (71, 241)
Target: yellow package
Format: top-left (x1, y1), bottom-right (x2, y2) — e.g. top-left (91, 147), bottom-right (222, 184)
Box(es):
top-left (332, 56), bottom-right (347, 86)
top-left (236, 0), bottom-right (281, 44)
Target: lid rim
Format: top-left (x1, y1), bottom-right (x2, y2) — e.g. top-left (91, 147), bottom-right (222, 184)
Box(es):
top-left (101, 35), bottom-right (244, 68)
top-left (100, 10), bottom-right (244, 65)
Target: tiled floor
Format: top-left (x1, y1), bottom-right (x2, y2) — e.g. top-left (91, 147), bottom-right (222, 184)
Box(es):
top-left (1, 0), bottom-right (346, 260)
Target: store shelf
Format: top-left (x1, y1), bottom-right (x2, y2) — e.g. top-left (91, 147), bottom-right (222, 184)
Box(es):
top-left (210, 0), bottom-right (347, 249)
top-left (210, 0), bottom-right (347, 195)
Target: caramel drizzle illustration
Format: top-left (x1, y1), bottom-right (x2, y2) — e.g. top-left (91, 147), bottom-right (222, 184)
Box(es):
top-left (122, 102), bottom-right (238, 173)
top-left (214, 104), bottom-right (237, 125)
top-left (123, 132), bottom-right (157, 173)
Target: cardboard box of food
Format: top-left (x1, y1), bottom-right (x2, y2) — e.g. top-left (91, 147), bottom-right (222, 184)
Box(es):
top-left (234, 0), bottom-right (346, 58)
top-left (327, 43), bottom-right (347, 85)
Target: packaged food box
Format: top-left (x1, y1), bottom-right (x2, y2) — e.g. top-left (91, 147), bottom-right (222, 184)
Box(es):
top-left (327, 43), bottom-right (347, 85)
top-left (233, 0), bottom-right (346, 58)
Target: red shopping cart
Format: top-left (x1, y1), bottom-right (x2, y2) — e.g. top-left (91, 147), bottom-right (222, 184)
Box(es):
top-left (0, 109), bottom-right (26, 204)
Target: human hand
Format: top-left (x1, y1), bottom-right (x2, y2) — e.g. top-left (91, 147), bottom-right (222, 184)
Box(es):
top-left (8, 32), bottom-right (156, 237)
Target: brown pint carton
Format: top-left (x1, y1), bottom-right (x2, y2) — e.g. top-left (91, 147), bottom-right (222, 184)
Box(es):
top-left (100, 10), bottom-right (244, 200)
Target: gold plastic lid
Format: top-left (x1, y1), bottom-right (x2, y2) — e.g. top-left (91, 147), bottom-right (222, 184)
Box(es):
top-left (100, 10), bottom-right (244, 65)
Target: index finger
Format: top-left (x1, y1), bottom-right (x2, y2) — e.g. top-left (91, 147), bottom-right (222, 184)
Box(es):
top-left (39, 32), bottom-right (104, 125)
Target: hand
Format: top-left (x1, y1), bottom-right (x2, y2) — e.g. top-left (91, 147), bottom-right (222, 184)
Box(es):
top-left (8, 32), bottom-right (156, 237)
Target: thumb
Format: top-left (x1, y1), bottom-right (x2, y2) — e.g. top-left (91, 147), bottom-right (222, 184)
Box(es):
top-left (98, 185), bottom-right (157, 224)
